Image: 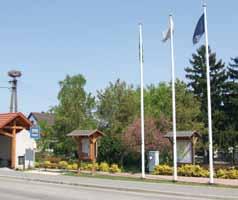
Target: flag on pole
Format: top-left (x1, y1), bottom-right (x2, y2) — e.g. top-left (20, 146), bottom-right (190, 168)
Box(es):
top-left (162, 15), bottom-right (178, 181)
top-left (192, 3), bottom-right (215, 184)
top-left (193, 14), bottom-right (205, 44)
top-left (162, 17), bottom-right (174, 42)
top-left (139, 31), bottom-right (144, 63)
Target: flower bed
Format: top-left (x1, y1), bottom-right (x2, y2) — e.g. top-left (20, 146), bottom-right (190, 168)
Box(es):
top-left (35, 161), bottom-right (122, 174)
top-left (153, 164), bottom-right (238, 179)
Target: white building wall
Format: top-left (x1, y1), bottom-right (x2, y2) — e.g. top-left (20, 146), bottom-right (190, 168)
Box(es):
top-left (15, 129), bottom-right (37, 169)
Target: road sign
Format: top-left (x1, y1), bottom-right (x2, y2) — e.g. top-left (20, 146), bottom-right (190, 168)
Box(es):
top-left (30, 126), bottom-right (40, 139)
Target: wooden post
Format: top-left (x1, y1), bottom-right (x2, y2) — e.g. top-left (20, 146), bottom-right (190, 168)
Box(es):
top-left (76, 137), bottom-right (82, 174)
top-left (11, 121), bottom-right (17, 169)
top-left (192, 136), bottom-right (198, 165)
top-left (90, 136), bottom-right (97, 175)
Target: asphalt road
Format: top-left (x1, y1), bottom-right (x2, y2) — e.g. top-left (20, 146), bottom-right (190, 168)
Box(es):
top-left (0, 177), bottom-right (206, 200)
top-left (0, 176), bottom-right (237, 200)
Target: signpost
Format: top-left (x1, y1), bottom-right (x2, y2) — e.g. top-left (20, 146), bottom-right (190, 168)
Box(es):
top-left (30, 126), bottom-right (41, 140)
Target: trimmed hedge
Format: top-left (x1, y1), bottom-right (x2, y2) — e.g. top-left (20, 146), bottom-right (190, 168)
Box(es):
top-left (216, 168), bottom-right (238, 179)
top-left (99, 162), bottom-right (110, 172)
top-left (153, 164), bottom-right (173, 175)
top-left (36, 161), bottom-right (122, 173)
top-left (178, 165), bottom-right (209, 177)
top-left (153, 164), bottom-right (238, 179)
top-left (110, 164), bottom-right (121, 173)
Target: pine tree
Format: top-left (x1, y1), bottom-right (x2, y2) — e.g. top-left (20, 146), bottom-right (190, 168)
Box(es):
top-left (224, 57), bottom-right (238, 123)
top-left (228, 57), bottom-right (238, 81)
top-left (226, 58), bottom-right (238, 113)
top-left (185, 45), bottom-right (227, 146)
top-left (223, 58), bottom-right (238, 157)
top-left (227, 57), bottom-right (238, 106)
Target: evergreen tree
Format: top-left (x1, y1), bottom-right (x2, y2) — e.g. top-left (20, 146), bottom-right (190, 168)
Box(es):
top-left (223, 57), bottom-right (238, 157)
top-left (185, 45), bottom-right (227, 147)
top-left (225, 57), bottom-right (238, 122)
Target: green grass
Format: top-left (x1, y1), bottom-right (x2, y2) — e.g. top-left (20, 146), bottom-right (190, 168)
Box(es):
top-left (63, 171), bottom-right (238, 189)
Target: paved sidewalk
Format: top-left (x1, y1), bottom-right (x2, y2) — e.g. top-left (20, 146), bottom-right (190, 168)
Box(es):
top-left (0, 169), bottom-right (238, 200)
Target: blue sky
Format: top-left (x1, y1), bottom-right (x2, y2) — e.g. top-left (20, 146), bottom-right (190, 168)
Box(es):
top-left (0, 0), bottom-right (237, 115)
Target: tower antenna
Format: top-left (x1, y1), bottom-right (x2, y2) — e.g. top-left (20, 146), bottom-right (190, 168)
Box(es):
top-left (8, 70), bottom-right (22, 112)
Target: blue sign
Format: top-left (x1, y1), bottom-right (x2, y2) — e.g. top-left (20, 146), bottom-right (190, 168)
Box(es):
top-left (30, 126), bottom-right (41, 139)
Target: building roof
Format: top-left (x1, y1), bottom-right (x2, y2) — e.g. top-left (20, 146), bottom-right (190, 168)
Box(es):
top-left (28, 112), bottom-right (55, 126)
top-left (67, 129), bottom-right (104, 137)
top-left (0, 112), bottom-right (31, 130)
top-left (165, 131), bottom-right (201, 138)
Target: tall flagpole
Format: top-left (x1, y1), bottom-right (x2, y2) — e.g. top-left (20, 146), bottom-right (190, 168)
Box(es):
top-left (203, 3), bottom-right (214, 184)
top-left (169, 15), bottom-right (177, 181)
top-left (139, 23), bottom-right (145, 178)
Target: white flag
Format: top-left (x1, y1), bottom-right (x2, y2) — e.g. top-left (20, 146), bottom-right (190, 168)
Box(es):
top-left (162, 16), bottom-right (174, 42)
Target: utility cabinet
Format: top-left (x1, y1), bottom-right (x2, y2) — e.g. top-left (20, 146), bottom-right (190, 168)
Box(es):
top-left (148, 151), bottom-right (159, 173)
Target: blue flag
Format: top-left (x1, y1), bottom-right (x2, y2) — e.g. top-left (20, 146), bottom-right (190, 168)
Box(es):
top-left (193, 14), bottom-right (205, 45)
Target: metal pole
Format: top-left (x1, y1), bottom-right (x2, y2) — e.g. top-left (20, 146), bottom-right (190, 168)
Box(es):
top-left (139, 23), bottom-right (145, 178)
top-left (169, 15), bottom-right (177, 181)
top-left (14, 79), bottom-right (18, 112)
top-left (9, 80), bottom-right (14, 112)
top-left (203, 3), bottom-right (214, 184)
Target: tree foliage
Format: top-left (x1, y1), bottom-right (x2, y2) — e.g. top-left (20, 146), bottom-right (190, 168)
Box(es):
top-left (185, 45), bottom-right (227, 147)
top-left (185, 45), bottom-right (226, 114)
top-left (222, 57), bottom-right (238, 153)
top-left (123, 117), bottom-right (171, 153)
top-left (144, 80), bottom-right (204, 132)
top-left (52, 74), bottom-right (96, 155)
top-left (97, 79), bottom-right (138, 134)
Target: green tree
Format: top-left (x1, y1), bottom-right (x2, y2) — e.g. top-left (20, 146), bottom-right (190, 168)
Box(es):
top-left (226, 57), bottom-right (238, 122)
top-left (223, 57), bottom-right (238, 160)
top-left (144, 82), bottom-right (171, 120)
top-left (144, 80), bottom-right (204, 132)
top-left (36, 120), bottom-right (55, 153)
top-left (52, 74), bottom-right (96, 156)
top-left (97, 79), bottom-right (138, 134)
top-left (96, 79), bottom-right (139, 165)
top-left (175, 80), bottom-right (204, 131)
top-left (97, 135), bottom-right (125, 165)
top-left (185, 45), bottom-right (227, 146)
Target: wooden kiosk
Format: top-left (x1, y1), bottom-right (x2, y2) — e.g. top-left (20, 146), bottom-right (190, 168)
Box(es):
top-left (165, 131), bottom-right (201, 164)
top-left (67, 130), bottom-right (104, 162)
top-left (0, 113), bottom-right (31, 169)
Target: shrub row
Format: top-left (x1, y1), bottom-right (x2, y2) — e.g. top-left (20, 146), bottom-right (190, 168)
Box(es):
top-left (153, 164), bottom-right (238, 179)
top-left (35, 161), bottom-right (121, 173)
top-left (216, 168), bottom-right (238, 179)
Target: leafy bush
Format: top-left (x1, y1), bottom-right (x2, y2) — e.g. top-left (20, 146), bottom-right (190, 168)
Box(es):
top-left (99, 162), bottom-right (110, 172)
top-left (47, 156), bottom-right (62, 163)
top-left (86, 163), bottom-right (93, 170)
top-left (153, 164), bottom-right (173, 175)
top-left (71, 163), bottom-right (78, 170)
top-left (58, 161), bottom-right (68, 169)
top-left (94, 163), bottom-right (99, 171)
top-left (110, 164), bottom-right (121, 173)
top-left (79, 162), bottom-right (99, 171)
top-left (50, 163), bottom-right (58, 169)
top-left (42, 161), bottom-right (51, 169)
top-left (34, 162), bottom-right (40, 168)
top-left (80, 162), bottom-right (88, 170)
top-left (216, 168), bottom-right (238, 179)
top-left (178, 165), bottom-right (209, 177)
top-left (66, 164), bottom-right (73, 170)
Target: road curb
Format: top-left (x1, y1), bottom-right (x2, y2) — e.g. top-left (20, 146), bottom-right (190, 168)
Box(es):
top-left (0, 174), bottom-right (236, 200)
